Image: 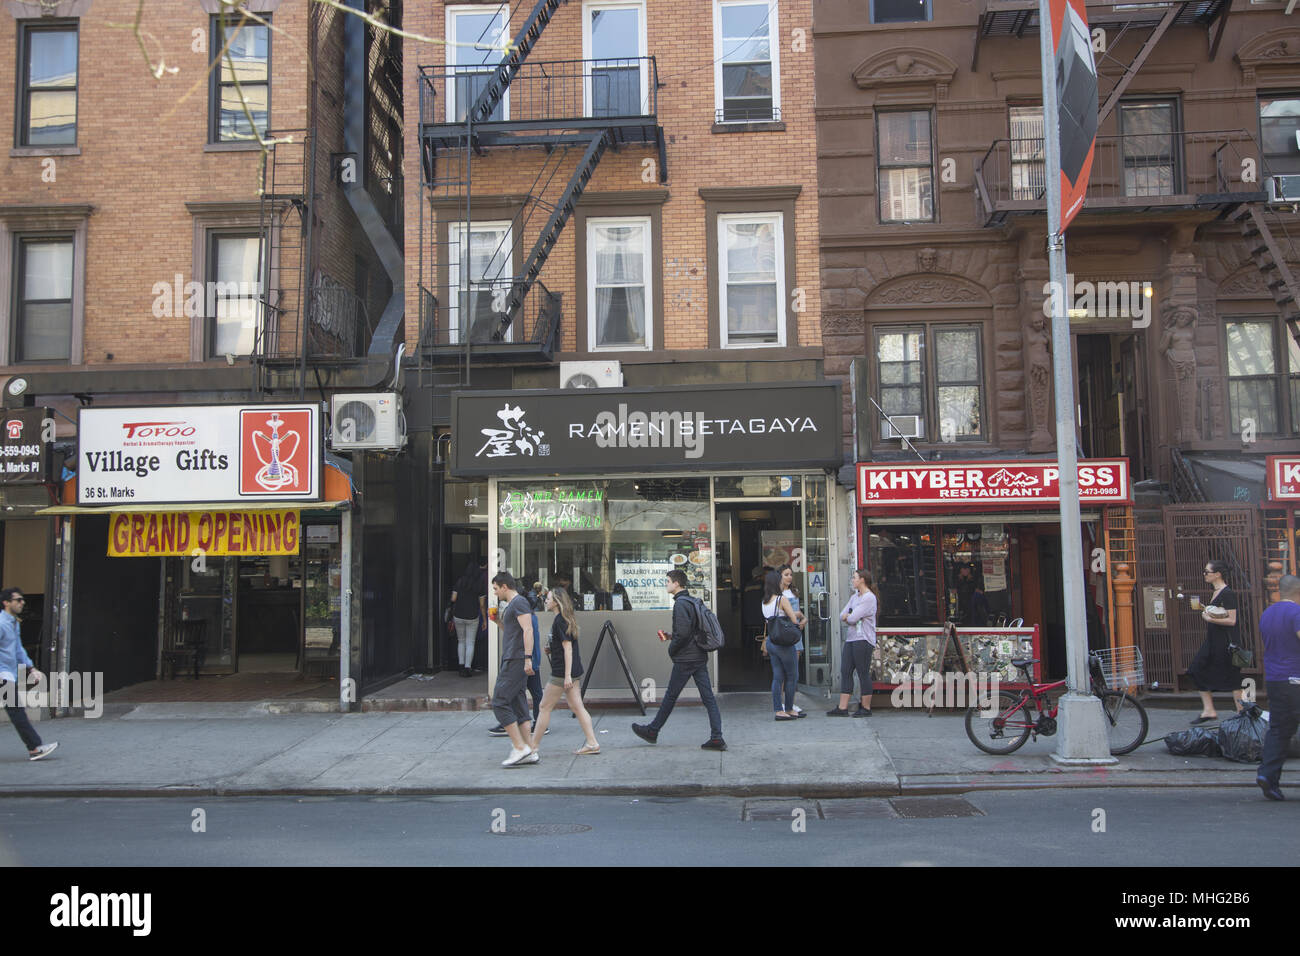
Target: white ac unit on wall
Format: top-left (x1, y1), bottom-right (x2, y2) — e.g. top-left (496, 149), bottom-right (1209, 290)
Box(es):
top-left (1267, 175), bottom-right (1300, 207)
top-left (331, 392), bottom-right (406, 450)
top-left (560, 360), bottom-right (623, 389)
top-left (882, 415), bottom-right (923, 441)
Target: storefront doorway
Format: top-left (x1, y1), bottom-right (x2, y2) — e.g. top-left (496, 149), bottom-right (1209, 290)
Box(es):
top-left (1078, 332), bottom-right (1147, 480)
top-left (714, 477), bottom-right (833, 693)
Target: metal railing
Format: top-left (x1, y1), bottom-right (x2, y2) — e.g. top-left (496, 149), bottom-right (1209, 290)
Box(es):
top-left (308, 282), bottom-right (371, 358)
top-left (975, 128), bottom-right (1267, 223)
top-left (715, 104), bottom-right (781, 124)
top-left (418, 57), bottom-right (659, 129)
top-left (418, 280), bottom-right (561, 355)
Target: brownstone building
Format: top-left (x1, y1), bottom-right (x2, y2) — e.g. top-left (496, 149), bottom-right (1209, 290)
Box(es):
top-left (816, 0), bottom-right (1300, 688)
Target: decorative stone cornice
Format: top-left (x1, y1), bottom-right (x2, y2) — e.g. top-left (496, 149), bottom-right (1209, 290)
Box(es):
top-left (5, 0), bottom-right (92, 17)
top-left (852, 48), bottom-right (958, 100)
top-left (1236, 28), bottom-right (1300, 85)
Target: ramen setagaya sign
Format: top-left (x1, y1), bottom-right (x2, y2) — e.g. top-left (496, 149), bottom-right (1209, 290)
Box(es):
top-left (108, 510), bottom-right (301, 557)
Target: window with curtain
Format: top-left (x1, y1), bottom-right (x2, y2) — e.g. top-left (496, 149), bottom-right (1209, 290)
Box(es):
top-left (715, 1), bottom-right (778, 123)
top-left (209, 234), bottom-right (262, 357)
top-left (14, 238), bottom-right (73, 362)
top-left (586, 4), bottom-right (645, 118)
top-left (877, 111), bottom-right (934, 222)
top-left (588, 218), bottom-right (650, 350)
top-left (19, 23), bottom-right (77, 147)
top-left (1009, 105), bottom-right (1045, 201)
top-left (211, 16), bottom-right (270, 142)
top-left (874, 324), bottom-right (985, 442)
top-left (720, 214), bottom-right (784, 346)
top-left (448, 222), bottom-right (513, 343)
top-left (447, 5), bottom-right (508, 122)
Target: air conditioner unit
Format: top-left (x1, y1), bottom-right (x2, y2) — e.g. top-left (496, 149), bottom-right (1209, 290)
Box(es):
top-left (882, 415), bottom-right (923, 440)
top-left (1267, 175), bottom-right (1300, 206)
top-left (560, 360), bottom-right (623, 389)
top-left (331, 392), bottom-right (406, 450)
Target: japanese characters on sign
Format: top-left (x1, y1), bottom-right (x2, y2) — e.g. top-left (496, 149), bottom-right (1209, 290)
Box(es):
top-left (856, 459), bottom-right (1130, 509)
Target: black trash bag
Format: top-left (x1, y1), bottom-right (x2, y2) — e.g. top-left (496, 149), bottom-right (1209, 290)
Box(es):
top-left (1217, 705), bottom-right (1267, 764)
top-left (1163, 726), bottom-right (1222, 757)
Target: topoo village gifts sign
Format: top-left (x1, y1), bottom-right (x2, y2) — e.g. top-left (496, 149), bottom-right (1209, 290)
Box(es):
top-left (77, 404), bottom-right (322, 505)
top-left (449, 382), bottom-right (843, 476)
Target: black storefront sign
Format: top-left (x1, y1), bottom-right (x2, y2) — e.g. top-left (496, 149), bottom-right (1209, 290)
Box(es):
top-left (450, 382), bottom-right (843, 476)
top-left (0, 408), bottom-right (53, 484)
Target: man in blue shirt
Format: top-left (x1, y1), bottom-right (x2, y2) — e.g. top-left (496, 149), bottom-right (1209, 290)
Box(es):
top-left (0, 588), bottom-right (57, 760)
top-left (1257, 574), bottom-right (1300, 800)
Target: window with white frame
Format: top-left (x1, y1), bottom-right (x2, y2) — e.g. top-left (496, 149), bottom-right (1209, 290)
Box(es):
top-left (446, 4), bottom-right (509, 123)
top-left (448, 222), bottom-right (514, 344)
top-left (719, 213), bottom-right (785, 347)
top-left (208, 233), bottom-right (262, 357)
top-left (583, 1), bottom-right (647, 118)
top-left (588, 217), bottom-right (651, 350)
top-left (714, 1), bottom-right (780, 123)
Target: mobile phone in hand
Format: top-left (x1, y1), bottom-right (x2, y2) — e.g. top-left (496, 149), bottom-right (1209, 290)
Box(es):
top-left (657, 629), bottom-right (669, 641)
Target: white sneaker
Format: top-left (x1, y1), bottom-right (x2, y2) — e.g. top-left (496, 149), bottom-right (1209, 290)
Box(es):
top-left (28, 742), bottom-right (57, 761)
top-left (521, 749), bottom-right (540, 764)
top-left (501, 746), bottom-right (533, 767)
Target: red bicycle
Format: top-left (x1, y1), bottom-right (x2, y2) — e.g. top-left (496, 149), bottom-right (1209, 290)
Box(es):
top-left (964, 653), bottom-right (1148, 756)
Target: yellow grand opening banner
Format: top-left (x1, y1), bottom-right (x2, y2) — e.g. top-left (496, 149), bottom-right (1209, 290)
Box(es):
top-left (108, 510), bottom-right (300, 557)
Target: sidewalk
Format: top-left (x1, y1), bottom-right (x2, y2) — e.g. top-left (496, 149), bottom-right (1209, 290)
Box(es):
top-left (0, 693), bottom-right (1292, 798)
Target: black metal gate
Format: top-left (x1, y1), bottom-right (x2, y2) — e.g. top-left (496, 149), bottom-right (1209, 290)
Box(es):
top-left (1136, 505), bottom-right (1263, 691)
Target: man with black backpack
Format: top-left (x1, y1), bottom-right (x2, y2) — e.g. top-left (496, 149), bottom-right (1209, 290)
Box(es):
top-left (631, 569), bottom-right (726, 751)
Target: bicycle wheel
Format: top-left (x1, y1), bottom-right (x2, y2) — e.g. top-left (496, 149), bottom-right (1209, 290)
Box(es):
top-left (965, 691), bottom-right (1035, 755)
top-left (1100, 690), bottom-right (1148, 755)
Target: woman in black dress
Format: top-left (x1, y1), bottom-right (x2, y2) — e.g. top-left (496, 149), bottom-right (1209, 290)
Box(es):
top-left (1188, 559), bottom-right (1244, 724)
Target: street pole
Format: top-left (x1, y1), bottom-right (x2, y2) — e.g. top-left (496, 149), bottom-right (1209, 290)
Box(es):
top-left (1038, 0), bottom-right (1115, 764)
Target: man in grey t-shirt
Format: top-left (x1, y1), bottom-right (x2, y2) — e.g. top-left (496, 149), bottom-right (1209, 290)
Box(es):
top-left (490, 572), bottom-right (538, 767)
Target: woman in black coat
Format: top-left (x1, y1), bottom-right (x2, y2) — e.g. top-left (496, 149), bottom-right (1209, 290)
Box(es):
top-left (1187, 559), bottom-right (1245, 724)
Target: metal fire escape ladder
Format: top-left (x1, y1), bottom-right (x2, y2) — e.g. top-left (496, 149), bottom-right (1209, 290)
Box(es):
top-left (1231, 204), bottom-right (1300, 353)
top-left (467, 0), bottom-right (567, 127)
top-left (1095, 3), bottom-right (1182, 127)
top-left (254, 131), bottom-right (310, 397)
top-left (493, 128), bottom-right (610, 342)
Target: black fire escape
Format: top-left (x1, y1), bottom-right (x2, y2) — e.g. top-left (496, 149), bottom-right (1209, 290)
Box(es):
top-left (416, 0), bottom-right (666, 392)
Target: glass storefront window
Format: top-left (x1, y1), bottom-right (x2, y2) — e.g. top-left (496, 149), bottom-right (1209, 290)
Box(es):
top-left (867, 522), bottom-right (1014, 626)
top-left (498, 478), bottom-right (713, 611)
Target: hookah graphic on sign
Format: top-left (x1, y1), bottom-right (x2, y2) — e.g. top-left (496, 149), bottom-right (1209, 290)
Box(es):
top-left (239, 408), bottom-right (314, 496)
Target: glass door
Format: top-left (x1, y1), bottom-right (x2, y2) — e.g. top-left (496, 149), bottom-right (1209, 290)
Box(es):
top-left (800, 478), bottom-right (833, 690)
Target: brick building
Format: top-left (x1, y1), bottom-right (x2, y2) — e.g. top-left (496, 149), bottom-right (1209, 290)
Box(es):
top-left (407, 0), bottom-right (855, 697)
top-left (815, 0), bottom-right (1300, 688)
top-left (0, 0), bottom-right (417, 699)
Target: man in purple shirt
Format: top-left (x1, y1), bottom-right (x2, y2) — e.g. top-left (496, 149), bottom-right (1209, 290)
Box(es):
top-left (1256, 574), bottom-right (1300, 800)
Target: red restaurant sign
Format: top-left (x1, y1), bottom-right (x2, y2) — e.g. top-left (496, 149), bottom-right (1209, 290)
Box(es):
top-left (1267, 456), bottom-right (1300, 502)
top-left (857, 459), bottom-right (1130, 509)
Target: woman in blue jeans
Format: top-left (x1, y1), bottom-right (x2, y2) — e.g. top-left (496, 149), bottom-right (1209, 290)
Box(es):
top-left (762, 568), bottom-right (804, 720)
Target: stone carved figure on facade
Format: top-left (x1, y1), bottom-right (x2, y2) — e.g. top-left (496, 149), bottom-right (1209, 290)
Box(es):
top-left (1160, 305), bottom-right (1200, 442)
top-left (1024, 311), bottom-right (1053, 449)
top-left (917, 247), bottom-right (938, 272)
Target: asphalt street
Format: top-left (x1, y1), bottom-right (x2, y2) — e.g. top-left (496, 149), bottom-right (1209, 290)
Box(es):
top-left (0, 787), bottom-right (1290, 867)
